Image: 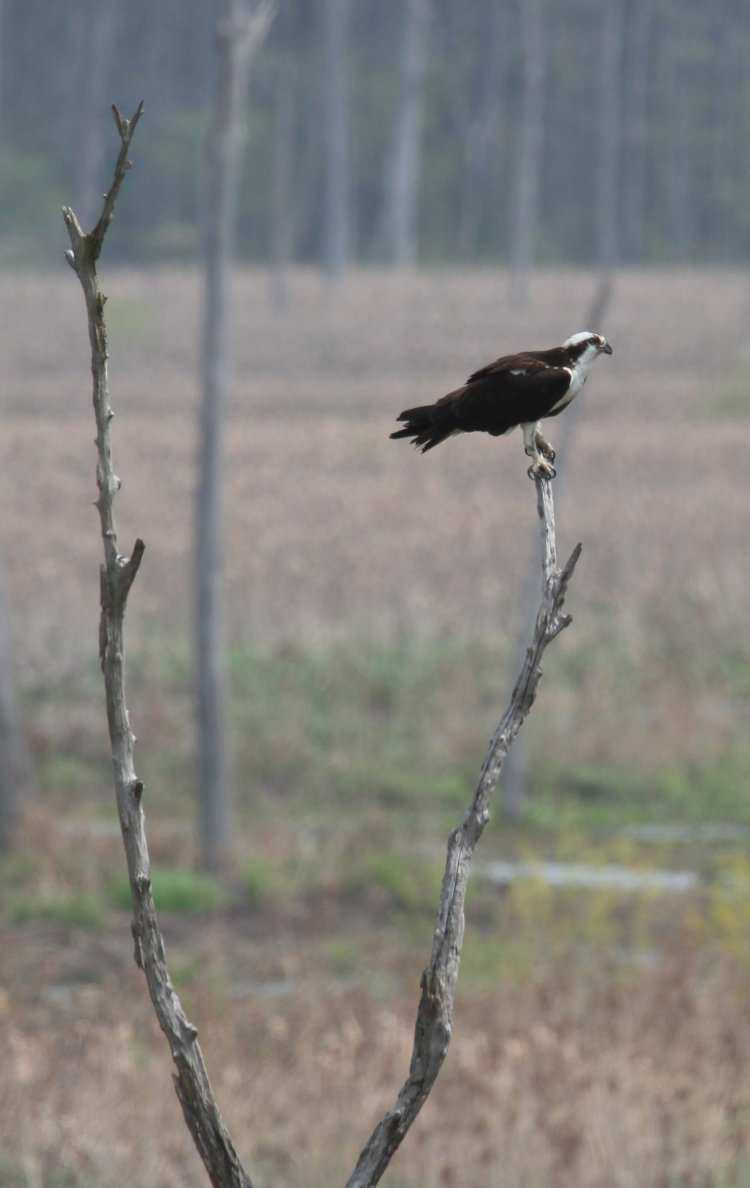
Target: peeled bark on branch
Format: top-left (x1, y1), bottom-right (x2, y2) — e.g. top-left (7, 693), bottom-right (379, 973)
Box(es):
top-left (63, 103), bottom-right (253, 1188)
top-left (347, 475), bottom-right (581, 1188)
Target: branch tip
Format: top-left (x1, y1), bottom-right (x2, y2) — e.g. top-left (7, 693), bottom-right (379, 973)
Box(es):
top-left (560, 542), bottom-right (583, 584)
top-left (112, 99), bottom-right (145, 141)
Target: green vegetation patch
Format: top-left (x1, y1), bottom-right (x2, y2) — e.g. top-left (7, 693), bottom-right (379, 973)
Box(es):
top-left (9, 889), bottom-right (104, 929)
top-left (108, 866), bottom-right (227, 915)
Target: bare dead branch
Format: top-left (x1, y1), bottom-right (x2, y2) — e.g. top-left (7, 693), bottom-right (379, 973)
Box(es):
top-left (63, 102), bottom-right (144, 270)
top-left (64, 104), bottom-right (253, 1188)
top-left (347, 474), bottom-right (581, 1188)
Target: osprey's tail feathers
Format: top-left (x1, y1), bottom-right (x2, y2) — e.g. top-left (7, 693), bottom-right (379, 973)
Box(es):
top-left (389, 402), bottom-right (457, 452)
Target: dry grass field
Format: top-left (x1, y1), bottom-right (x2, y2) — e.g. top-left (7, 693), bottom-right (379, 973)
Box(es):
top-left (2, 264), bottom-right (749, 774)
top-left (2, 264), bottom-right (749, 654)
top-left (2, 265), bottom-right (750, 1187)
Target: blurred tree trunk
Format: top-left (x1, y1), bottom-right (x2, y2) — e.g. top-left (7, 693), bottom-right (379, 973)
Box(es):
top-left (663, 71), bottom-right (694, 259)
top-left (620, 0), bottom-right (654, 262)
top-left (377, 0), bottom-right (431, 265)
top-left (142, 3), bottom-right (176, 109)
top-left (509, 0), bottom-right (546, 308)
top-left (269, 64), bottom-right (295, 309)
top-left (0, 0), bottom-right (4, 124)
top-left (457, 0), bottom-right (506, 260)
top-left (321, 0), bottom-right (351, 278)
top-left (597, 0), bottom-right (624, 272)
top-left (73, 0), bottom-right (119, 226)
top-left (0, 524), bottom-right (31, 851)
top-left (196, 0), bottom-right (275, 875)
top-left (706, 6), bottom-right (742, 260)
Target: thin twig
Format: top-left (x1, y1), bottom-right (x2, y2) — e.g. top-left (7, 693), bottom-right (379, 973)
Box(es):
top-left (347, 473), bottom-right (581, 1188)
top-left (64, 104), bottom-right (253, 1188)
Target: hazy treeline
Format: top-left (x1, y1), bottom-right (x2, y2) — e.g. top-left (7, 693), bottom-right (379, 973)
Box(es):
top-left (1, 0), bottom-right (748, 268)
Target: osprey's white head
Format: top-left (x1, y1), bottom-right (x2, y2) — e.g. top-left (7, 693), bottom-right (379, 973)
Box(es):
top-left (559, 331), bottom-right (612, 399)
top-left (563, 330), bottom-right (613, 362)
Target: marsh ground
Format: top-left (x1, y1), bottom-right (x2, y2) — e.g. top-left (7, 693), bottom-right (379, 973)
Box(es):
top-left (2, 265), bottom-right (750, 1186)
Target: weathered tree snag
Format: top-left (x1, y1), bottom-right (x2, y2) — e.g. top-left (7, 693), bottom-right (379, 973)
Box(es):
top-left (346, 475), bottom-right (580, 1188)
top-left (63, 103), bottom-right (253, 1188)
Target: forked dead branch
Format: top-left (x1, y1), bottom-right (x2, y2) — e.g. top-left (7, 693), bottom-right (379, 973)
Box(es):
top-left (64, 106), bottom-right (581, 1188)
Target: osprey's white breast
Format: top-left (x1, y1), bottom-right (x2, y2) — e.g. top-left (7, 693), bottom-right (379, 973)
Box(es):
top-left (548, 348), bottom-right (598, 414)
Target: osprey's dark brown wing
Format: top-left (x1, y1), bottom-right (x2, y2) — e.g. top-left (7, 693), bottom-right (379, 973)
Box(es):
top-left (465, 345), bottom-right (570, 383)
top-left (391, 352), bottom-right (573, 453)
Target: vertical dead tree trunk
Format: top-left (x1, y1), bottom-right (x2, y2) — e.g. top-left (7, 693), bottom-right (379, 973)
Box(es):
top-left (196, 0), bottom-right (276, 875)
top-left (663, 80), bottom-right (693, 259)
top-left (378, 0), bottom-right (431, 265)
top-left (269, 63), bottom-right (294, 310)
top-left (322, 0), bottom-right (351, 279)
top-left (0, 0), bottom-right (5, 125)
top-left (73, 0), bottom-right (119, 226)
top-left (597, 0), bottom-right (624, 273)
top-left (620, 0), bottom-right (653, 262)
top-left (509, 0), bottom-right (546, 308)
top-left (457, 0), bottom-right (506, 260)
top-left (706, 6), bottom-right (740, 260)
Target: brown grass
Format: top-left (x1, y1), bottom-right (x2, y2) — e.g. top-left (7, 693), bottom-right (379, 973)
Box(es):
top-left (3, 901), bottom-right (750, 1188)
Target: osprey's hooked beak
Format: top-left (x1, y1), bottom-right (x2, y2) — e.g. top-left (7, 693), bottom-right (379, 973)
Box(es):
top-left (599, 340), bottom-right (613, 355)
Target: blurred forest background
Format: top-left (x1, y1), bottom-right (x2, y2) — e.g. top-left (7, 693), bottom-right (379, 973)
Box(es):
top-left (2, 0), bottom-right (750, 270)
top-left (2, 1), bottom-right (750, 1186)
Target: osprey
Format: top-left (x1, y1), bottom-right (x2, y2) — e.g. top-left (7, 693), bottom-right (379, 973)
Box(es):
top-left (390, 331), bottom-right (612, 477)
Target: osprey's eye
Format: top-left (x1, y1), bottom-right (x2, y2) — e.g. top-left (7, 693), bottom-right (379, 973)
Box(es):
top-left (588, 336), bottom-right (600, 346)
